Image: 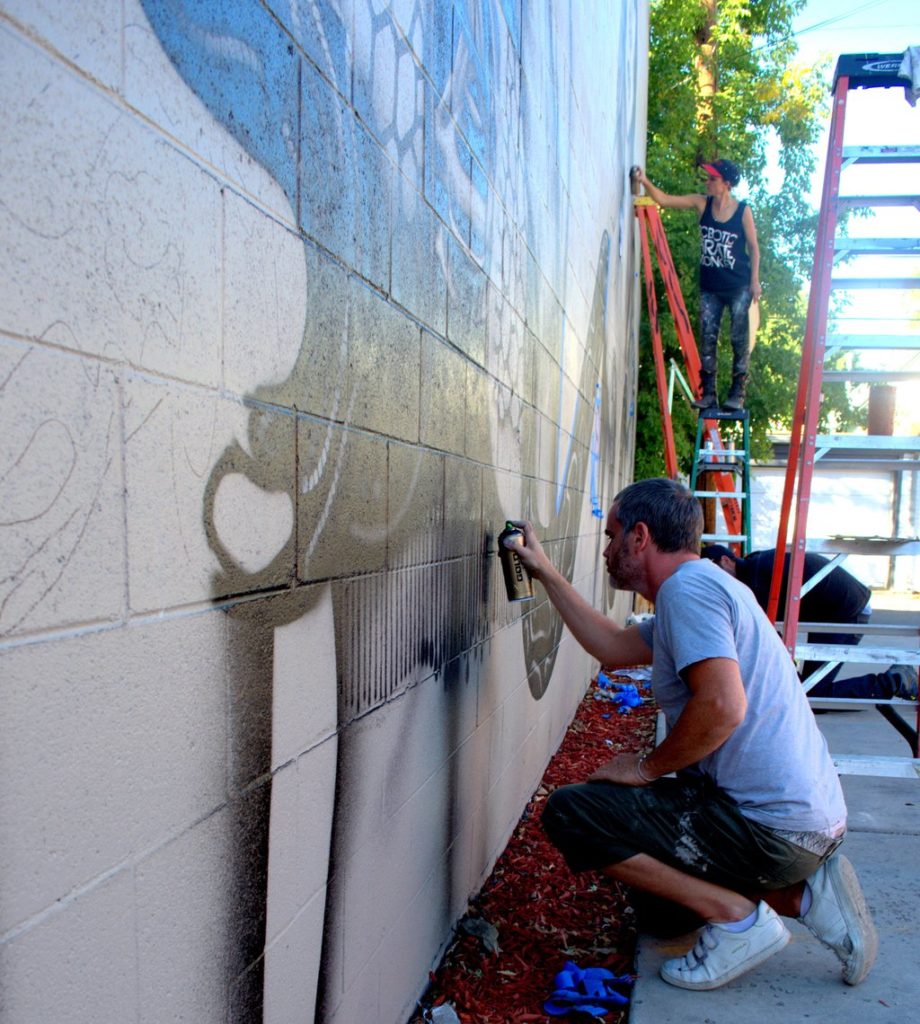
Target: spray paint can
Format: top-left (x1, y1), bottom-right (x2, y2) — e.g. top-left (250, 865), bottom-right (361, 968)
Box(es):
top-left (630, 165), bottom-right (642, 196)
top-left (498, 521), bottom-right (534, 602)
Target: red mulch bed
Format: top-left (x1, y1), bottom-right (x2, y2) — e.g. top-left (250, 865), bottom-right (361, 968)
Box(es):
top-left (411, 671), bottom-right (657, 1024)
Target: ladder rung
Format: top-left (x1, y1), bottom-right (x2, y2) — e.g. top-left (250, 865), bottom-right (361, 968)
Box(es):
top-left (811, 460), bottom-right (920, 473)
top-left (825, 334), bottom-right (920, 350)
top-left (804, 537), bottom-right (920, 556)
top-left (814, 435), bottom-right (920, 452)
top-left (826, 754), bottom-right (920, 779)
top-left (778, 618), bottom-right (917, 634)
top-left (794, 643), bottom-right (920, 664)
top-left (697, 409), bottom-right (750, 421)
top-left (774, 431), bottom-right (920, 472)
top-left (782, 622), bottom-right (920, 637)
top-left (831, 277), bottom-right (920, 289)
top-left (841, 144), bottom-right (920, 164)
top-left (809, 696), bottom-right (918, 709)
top-left (701, 533), bottom-right (748, 543)
top-left (693, 490), bottom-right (747, 498)
top-left (835, 195), bottom-right (920, 210)
top-left (834, 238), bottom-right (920, 255)
top-left (696, 449), bottom-right (747, 457)
top-left (822, 370), bottom-right (920, 383)
top-left (694, 472), bottom-right (744, 481)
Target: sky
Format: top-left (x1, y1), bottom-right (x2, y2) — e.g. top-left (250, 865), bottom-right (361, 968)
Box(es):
top-left (792, 0), bottom-right (917, 68)
top-left (791, 0), bottom-right (919, 194)
top-left (782, 0), bottom-right (920, 430)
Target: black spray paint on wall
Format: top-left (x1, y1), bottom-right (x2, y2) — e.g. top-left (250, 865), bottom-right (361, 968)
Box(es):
top-left (140, 1), bottom-right (637, 1019)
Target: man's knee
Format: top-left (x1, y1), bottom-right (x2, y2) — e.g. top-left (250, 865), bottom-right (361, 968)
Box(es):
top-left (541, 783), bottom-right (583, 840)
top-left (542, 785), bottom-right (588, 870)
top-left (541, 782), bottom-right (640, 873)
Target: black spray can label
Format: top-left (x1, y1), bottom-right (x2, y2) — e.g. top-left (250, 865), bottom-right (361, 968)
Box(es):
top-left (498, 521), bottom-right (534, 602)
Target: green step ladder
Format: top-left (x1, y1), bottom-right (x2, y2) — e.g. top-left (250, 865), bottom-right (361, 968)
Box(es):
top-left (689, 408), bottom-right (752, 554)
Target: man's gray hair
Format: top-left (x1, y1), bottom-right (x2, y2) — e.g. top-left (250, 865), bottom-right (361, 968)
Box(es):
top-left (612, 478), bottom-right (703, 553)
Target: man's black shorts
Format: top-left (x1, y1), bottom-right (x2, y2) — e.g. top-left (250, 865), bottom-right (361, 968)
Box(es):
top-left (542, 775), bottom-right (836, 893)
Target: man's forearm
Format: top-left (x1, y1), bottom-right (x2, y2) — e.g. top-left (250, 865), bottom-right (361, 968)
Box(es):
top-left (589, 681), bottom-right (743, 788)
top-left (535, 561), bottom-right (626, 664)
top-left (505, 518), bottom-right (652, 669)
top-left (643, 710), bottom-right (734, 778)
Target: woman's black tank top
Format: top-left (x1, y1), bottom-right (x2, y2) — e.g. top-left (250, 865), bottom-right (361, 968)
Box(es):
top-left (699, 197), bottom-right (751, 292)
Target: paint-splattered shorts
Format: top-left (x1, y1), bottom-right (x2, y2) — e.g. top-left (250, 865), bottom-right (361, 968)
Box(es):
top-left (542, 775), bottom-right (840, 893)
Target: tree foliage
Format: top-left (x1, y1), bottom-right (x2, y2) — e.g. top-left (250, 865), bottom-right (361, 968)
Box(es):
top-left (634, 0), bottom-right (858, 480)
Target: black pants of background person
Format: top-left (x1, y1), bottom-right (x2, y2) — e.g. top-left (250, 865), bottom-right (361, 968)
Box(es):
top-left (805, 631), bottom-right (908, 699)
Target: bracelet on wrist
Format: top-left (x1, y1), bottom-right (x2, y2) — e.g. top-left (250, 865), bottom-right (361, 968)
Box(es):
top-left (636, 755), bottom-right (655, 784)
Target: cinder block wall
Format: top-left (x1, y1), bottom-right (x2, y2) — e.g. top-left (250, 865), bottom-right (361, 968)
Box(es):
top-left (0, 2), bottom-right (648, 1022)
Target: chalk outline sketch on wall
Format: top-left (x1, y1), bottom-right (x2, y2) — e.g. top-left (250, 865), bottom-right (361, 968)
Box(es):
top-left (137, 1), bottom-right (637, 1018)
top-left (0, 0), bottom-right (640, 1020)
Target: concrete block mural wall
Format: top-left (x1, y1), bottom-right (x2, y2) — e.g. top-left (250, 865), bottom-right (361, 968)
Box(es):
top-left (0, 1), bottom-right (648, 1021)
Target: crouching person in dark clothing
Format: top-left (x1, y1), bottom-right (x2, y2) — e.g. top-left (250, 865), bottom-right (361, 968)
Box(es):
top-left (700, 544), bottom-right (917, 701)
top-left (505, 479), bottom-right (877, 991)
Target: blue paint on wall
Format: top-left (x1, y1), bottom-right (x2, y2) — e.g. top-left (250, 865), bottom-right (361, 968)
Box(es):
top-left (140, 0), bottom-right (300, 205)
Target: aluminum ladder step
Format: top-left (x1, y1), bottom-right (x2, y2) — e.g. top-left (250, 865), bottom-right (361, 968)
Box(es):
top-left (807, 433), bottom-right (920, 472)
top-left (782, 622), bottom-right (920, 639)
top-left (822, 369), bottom-right (920, 383)
top-left (695, 448), bottom-right (748, 457)
top-left (804, 537), bottom-right (920, 556)
top-left (841, 144), bottom-right (920, 165)
top-left (794, 643), bottom-right (920, 665)
top-left (811, 461), bottom-right (920, 472)
top-left (834, 238), bottom-right (920, 256)
top-left (828, 754), bottom-right (920, 779)
top-left (815, 434), bottom-right (920, 453)
top-left (825, 334), bottom-right (920, 351)
top-left (809, 697), bottom-right (917, 710)
top-left (831, 277), bottom-right (920, 290)
top-left (836, 195), bottom-right (920, 210)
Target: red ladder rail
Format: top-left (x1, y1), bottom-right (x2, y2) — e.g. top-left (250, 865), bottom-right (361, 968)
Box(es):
top-left (636, 198), bottom-right (678, 477)
top-left (767, 74), bottom-right (848, 646)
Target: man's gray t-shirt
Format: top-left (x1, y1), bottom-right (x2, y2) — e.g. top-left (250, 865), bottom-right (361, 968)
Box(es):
top-left (637, 558), bottom-right (846, 832)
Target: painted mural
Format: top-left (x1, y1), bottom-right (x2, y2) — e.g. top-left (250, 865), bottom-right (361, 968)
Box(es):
top-left (0, 2), bottom-right (646, 1022)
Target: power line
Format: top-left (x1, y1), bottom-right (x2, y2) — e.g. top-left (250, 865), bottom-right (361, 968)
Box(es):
top-left (752, 0), bottom-right (896, 54)
top-left (793, 0), bottom-right (890, 40)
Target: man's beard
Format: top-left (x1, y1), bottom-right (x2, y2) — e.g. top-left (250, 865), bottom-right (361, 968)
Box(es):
top-left (608, 549), bottom-right (642, 592)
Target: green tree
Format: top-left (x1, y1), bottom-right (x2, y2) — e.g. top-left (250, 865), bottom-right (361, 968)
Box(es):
top-left (634, 0), bottom-right (858, 480)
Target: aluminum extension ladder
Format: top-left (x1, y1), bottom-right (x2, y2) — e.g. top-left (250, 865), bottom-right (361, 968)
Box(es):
top-left (767, 52), bottom-right (920, 777)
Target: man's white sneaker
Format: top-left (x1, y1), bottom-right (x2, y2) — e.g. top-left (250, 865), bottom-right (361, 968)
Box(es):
top-left (800, 853), bottom-right (878, 985)
top-left (659, 901), bottom-right (790, 991)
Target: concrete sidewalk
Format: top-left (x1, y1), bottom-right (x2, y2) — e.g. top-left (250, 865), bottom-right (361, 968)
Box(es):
top-left (630, 707), bottom-right (920, 1023)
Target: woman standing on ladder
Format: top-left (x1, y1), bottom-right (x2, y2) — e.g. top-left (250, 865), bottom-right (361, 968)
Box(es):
top-left (634, 160), bottom-right (761, 412)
